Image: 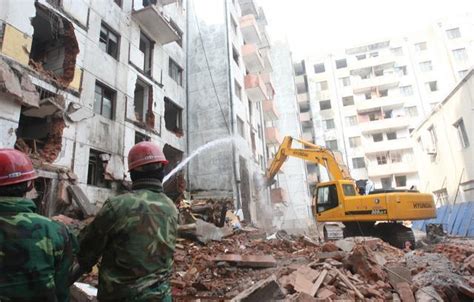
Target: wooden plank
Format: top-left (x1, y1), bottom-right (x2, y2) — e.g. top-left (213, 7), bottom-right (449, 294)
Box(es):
top-left (309, 269), bottom-right (328, 297)
top-left (67, 185), bottom-right (97, 217)
top-left (213, 254), bottom-right (277, 268)
top-left (334, 268), bottom-right (364, 299)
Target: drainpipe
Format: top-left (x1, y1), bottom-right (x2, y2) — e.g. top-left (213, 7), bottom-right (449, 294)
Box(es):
top-left (224, 0), bottom-right (242, 209)
top-left (185, 0), bottom-right (190, 189)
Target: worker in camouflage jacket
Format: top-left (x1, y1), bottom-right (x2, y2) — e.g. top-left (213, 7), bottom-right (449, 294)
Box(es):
top-left (0, 149), bottom-right (77, 302)
top-left (77, 142), bottom-right (178, 301)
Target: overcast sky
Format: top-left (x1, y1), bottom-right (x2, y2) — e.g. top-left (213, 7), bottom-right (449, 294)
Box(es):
top-left (259, 0), bottom-right (474, 59)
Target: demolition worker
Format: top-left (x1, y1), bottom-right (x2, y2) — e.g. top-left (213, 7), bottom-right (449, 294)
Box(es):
top-left (0, 149), bottom-right (77, 302)
top-left (77, 142), bottom-right (178, 301)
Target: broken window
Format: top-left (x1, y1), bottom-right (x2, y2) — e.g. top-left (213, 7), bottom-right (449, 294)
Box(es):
top-left (169, 59), bottom-right (183, 86)
top-left (335, 59), bottom-right (347, 69)
top-left (133, 78), bottom-right (152, 123)
top-left (319, 100), bottom-right (331, 110)
top-left (15, 86), bottom-right (65, 163)
top-left (87, 149), bottom-right (111, 188)
top-left (94, 81), bottom-right (115, 119)
top-left (342, 96), bottom-right (354, 106)
top-left (162, 144), bottom-right (184, 197)
top-left (164, 97), bottom-right (183, 135)
top-left (135, 131), bottom-right (150, 144)
top-left (139, 32), bottom-right (153, 74)
top-left (100, 22), bottom-right (120, 59)
top-left (232, 46), bottom-right (239, 66)
top-left (29, 3), bottom-right (79, 85)
top-left (314, 63), bottom-right (325, 73)
top-left (234, 80), bottom-right (242, 100)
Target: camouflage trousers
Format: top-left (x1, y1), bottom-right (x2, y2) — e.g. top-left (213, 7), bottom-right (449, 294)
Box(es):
top-left (99, 281), bottom-right (171, 302)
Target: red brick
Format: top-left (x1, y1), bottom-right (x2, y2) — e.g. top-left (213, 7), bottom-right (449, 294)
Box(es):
top-left (395, 282), bottom-right (415, 302)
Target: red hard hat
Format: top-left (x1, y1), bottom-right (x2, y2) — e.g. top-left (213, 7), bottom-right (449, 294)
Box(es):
top-left (0, 149), bottom-right (37, 187)
top-left (128, 141), bottom-right (168, 171)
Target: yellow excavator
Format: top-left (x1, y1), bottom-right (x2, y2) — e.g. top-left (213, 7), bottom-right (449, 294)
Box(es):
top-left (265, 136), bottom-right (436, 248)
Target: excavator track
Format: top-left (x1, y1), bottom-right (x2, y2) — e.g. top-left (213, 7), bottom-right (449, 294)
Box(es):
top-left (374, 223), bottom-right (415, 249)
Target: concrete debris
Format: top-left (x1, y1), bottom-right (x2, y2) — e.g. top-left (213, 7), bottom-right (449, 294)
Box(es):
top-left (0, 57), bottom-right (40, 107)
top-left (230, 275), bottom-right (284, 302)
top-left (68, 185), bottom-right (98, 218)
top-left (213, 254), bottom-right (277, 268)
top-left (66, 102), bottom-right (94, 122)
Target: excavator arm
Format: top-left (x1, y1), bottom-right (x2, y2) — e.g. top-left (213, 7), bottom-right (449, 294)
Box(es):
top-left (265, 136), bottom-right (351, 186)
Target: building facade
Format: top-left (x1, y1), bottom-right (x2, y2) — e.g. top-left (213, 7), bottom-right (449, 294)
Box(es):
top-left (412, 69), bottom-right (474, 205)
top-left (294, 14), bottom-right (474, 191)
top-left (0, 0), bottom-right (186, 212)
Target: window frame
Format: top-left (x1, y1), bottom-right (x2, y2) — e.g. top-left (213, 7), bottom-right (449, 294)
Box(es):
top-left (169, 58), bottom-right (184, 86)
top-left (94, 81), bottom-right (116, 120)
top-left (316, 184), bottom-right (339, 213)
top-left (453, 118), bottom-right (470, 148)
top-left (100, 22), bottom-right (120, 59)
top-left (352, 157), bottom-right (365, 169)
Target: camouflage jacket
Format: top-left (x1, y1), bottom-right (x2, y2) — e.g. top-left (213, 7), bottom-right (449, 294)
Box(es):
top-left (77, 180), bottom-right (178, 301)
top-left (0, 197), bottom-right (78, 302)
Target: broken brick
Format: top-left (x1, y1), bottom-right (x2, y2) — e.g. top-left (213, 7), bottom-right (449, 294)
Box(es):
top-left (395, 282), bottom-right (415, 302)
top-left (213, 254), bottom-right (277, 268)
top-left (321, 242), bottom-right (339, 252)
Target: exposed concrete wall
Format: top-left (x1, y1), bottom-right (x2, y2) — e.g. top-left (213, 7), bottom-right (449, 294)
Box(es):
top-left (412, 70), bottom-right (474, 204)
top-left (270, 41), bottom-right (312, 226)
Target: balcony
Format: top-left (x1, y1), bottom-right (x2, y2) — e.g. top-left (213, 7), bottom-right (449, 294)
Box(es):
top-left (356, 96), bottom-right (405, 113)
top-left (240, 15), bottom-right (261, 44)
top-left (265, 127), bottom-right (282, 146)
top-left (299, 111), bottom-right (311, 122)
top-left (263, 99), bottom-right (279, 121)
top-left (260, 73), bottom-right (275, 100)
top-left (363, 138), bottom-right (413, 154)
top-left (359, 116), bottom-right (410, 134)
top-left (350, 54), bottom-right (396, 73)
top-left (271, 187), bottom-right (288, 204)
top-left (297, 92), bottom-right (309, 103)
top-left (352, 74), bottom-right (399, 94)
top-left (239, 0), bottom-right (258, 16)
top-left (244, 74), bottom-right (267, 102)
top-left (242, 44), bottom-right (264, 73)
top-left (132, 4), bottom-right (180, 45)
top-left (367, 162), bottom-right (418, 178)
top-left (260, 48), bottom-right (273, 73)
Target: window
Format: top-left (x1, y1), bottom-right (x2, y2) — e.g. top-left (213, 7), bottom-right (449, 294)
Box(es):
top-left (169, 59), bottom-right (183, 86)
top-left (314, 63), bottom-right (325, 73)
top-left (234, 80), bottom-right (242, 100)
top-left (296, 82), bottom-right (308, 94)
top-left (369, 112), bottom-right (380, 121)
top-left (406, 106), bottom-right (418, 117)
top-left (335, 59), bottom-right (347, 69)
top-left (237, 117), bottom-right (245, 138)
top-left (454, 118), bottom-right (469, 148)
top-left (342, 184), bottom-right (356, 196)
top-left (446, 27), bottom-right (461, 39)
top-left (419, 61), bottom-right (432, 72)
top-left (340, 77), bottom-right (351, 87)
top-left (294, 61), bottom-right (306, 76)
top-left (139, 32), bottom-right (153, 74)
top-left (369, 51), bottom-right (378, 57)
top-left (381, 177), bottom-right (392, 189)
top-left (452, 48), bottom-right (468, 61)
top-left (379, 89), bottom-right (388, 97)
top-left (391, 152), bottom-right (402, 163)
top-left (414, 42), bottom-right (427, 52)
top-left (428, 125), bottom-right (438, 148)
top-left (376, 154), bottom-right (387, 165)
top-left (248, 100), bottom-right (253, 119)
top-left (164, 98), bottom-right (183, 133)
top-left (400, 85), bottom-right (413, 96)
top-left (231, 17), bottom-right (238, 36)
top-left (459, 70), bottom-right (468, 78)
top-left (315, 80), bottom-right (328, 91)
top-left (426, 81), bottom-right (438, 92)
top-left (94, 82), bottom-right (115, 119)
top-left (319, 100), bottom-right (331, 110)
top-left (325, 119), bottom-right (335, 130)
top-left (133, 79), bottom-right (151, 123)
top-left (232, 46), bottom-right (239, 66)
top-left (391, 47), bottom-right (403, 56)
top-left (345, 115), bottom-right (357, 126)
top-left (394, 66), bottom-right (407, 76)
top-left (325, 139), bottom-right (338, 150)
top-left (395, 176), bottom-right (407, 187)
top-left (342, 96), bottom-right (354, 106)
top-left (384, 110), bottom-right (393, 119)
top-left (87, 149), bottom-right (110, 188)
top-left (352, 157), bottom-right (365, 169)
top-left (316, 185), bottom-right (339, 213)
top-left (373, 133), bottom-right (383, 142)
top-left (374, 69), bottom-right (384, 77)
top-left (100, 22), bottom-right (119, 59)
top-left (364, 92), bottom-right (372, 100)
top-left (349, 136), bottom-right (361, 148)
top-left (135, 132), bottom-right (150, 144)
top-left (356, 54), bottom-right (366, 60)
top-left (387, 132), bottom-right (397, 140)
top-left (433, 189), bottom-right (448, 206)
top-left (257, 124), bottom-right (262, 139)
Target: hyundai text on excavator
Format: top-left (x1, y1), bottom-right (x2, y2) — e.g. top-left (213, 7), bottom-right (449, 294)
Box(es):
top-left (265, 136), bottom-right (436, 248)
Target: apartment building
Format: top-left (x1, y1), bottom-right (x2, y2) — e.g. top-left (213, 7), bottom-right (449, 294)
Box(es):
top-left (412, 69), bottom-right (474, 205)
top-left (187, 0), bottom-right (277, 226)
top-left (270, 40), bottom-right (312, 230)
top-left (294, 14), bottom-right (474, 191)
top-left (0, 0), bottom-right (186, 210)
